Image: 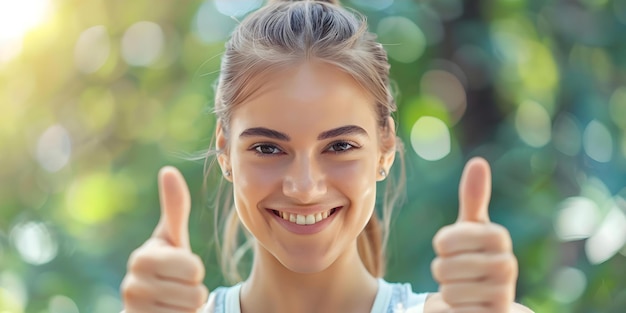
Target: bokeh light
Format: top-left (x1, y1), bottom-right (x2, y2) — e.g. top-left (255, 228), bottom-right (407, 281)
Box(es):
top-left (376, 16), bottom-right (426, 64)
top-left (74, 26), bottom-right (111, 74)
top-left (10, 221), bottom-right (58, 265)
top-left (410, 116), bottom-right (451, 161)
top-left (551, 267), bottom-right (587, 303)
top-left (121, 21), bottom-right (165, 67)
top-left (66, 172), bottom-right (137, 225)
top-left (49, 295), bottom-right (79, 313)
top-left (555, 197), bottom-right (599, 241)
top-left (36, 125), bottom-right (71, 173)
top-left (214, 0), bottom-right (263, 17)
top-left (583, 120), bottom-right (613, 163)
top-left (585, 206), bottom-right (626, 264)
top-left (515, 100), bottom-right (552, 148)
top-left (1, 0), bottom-right (626, 312)
top-left (0, 271), bottom-right (27, 312)
top-left (92, 293), bottom-right (123, 313)
top-left (194, 1), bottom-right (238, 43)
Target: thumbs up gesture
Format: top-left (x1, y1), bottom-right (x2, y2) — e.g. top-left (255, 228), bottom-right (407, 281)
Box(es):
top-left (121, 166), bottom-right (208, 312)
top-left (431, 158), bottom-right (518, 312)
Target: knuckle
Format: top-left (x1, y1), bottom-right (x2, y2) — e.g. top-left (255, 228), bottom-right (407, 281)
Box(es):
top-left (485, 224), bottom-right (512, 251)
top-left (430, 258), bottom-right (443, 282)
top-left (433, 225), bottom-right (454, 254)
top-left (471, 253), bottom-right (489, 267)
top-left (502, 254), bottom-right (519, 278)
top-left (487, 254), bottom-right (518, 281)
top-left (491, 255), bottom-right (508, 271)
top-left (192, 285), bottom-right (210, 307)
top-left (493, 223), bottom-right (510, 237)
top-left (120, 276), bottom-right (132, 300)
top-left (438, 285), bottom-right (454, 305)
top-left (120, 275), bottom-right (146, 302)
top-left (491, 297), bottom-right (513, 312)
top-left (128, 248), bottom-right (158, 273)
top-left (127, 249), bottom-right (142, 269)
top-left (492, 285), bottom-right (515, 303)
top-left (190, 254), bottom-right (206, 280)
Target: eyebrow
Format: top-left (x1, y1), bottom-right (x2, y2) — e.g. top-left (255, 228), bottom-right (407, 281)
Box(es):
top-left (239, 125), bottom-right (369, 141)
top-left (317, 125), bottom-right (368, 140)
top-left (240, 127), bottom-right (290, 141)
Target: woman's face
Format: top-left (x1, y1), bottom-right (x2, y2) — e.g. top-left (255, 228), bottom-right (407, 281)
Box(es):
top-left (218, 61), bottom-right (395, 273)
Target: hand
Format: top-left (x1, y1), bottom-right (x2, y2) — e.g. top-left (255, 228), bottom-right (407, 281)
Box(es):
top-left (121, 166), bottom-right (208, 313)
top-left (431, 157), bottom-right (518, 312)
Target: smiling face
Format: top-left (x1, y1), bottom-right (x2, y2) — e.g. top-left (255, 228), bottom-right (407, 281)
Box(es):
top-left (217, 60), bottom-right (395, 273)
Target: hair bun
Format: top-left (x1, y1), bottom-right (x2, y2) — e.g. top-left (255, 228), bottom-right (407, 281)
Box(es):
top-left (269, 0), bottom-right (340, 5)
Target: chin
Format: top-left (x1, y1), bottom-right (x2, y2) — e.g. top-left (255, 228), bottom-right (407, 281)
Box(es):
top-left (280, 257), bottom-right (333, 274)
top-left (273, 245), bottom-right (338, 274)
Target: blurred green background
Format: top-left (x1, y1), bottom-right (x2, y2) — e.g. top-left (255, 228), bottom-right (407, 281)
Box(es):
top-left (1, 0), bottom-right (626, 312)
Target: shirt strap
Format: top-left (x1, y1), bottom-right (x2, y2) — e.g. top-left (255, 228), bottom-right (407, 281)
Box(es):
top-left (224, 283), bottom-right (243, 313)
top-left (370, 278), bottom-right (393, 313)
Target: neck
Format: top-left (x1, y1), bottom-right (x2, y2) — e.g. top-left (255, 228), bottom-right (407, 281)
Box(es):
top-left (239, 243), bottom-right (379, 313)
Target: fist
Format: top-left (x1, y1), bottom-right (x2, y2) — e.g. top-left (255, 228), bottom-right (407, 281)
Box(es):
top-left (431, 158), bottom-right (518, 312)
top-left (121, 166), bottom-right (209, 312)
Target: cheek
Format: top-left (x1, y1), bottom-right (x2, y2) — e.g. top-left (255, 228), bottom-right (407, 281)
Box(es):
top-left (232, 157), bottom-right (281, 202)
top-left (237, 161), bottom-right (278, 187)
top-left (327, 158), bottom-right (377, 204)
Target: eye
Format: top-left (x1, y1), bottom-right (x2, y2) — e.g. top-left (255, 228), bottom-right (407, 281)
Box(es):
top-left (253, 144), bottom-right (283, 155)
top-left (327, 141), bottom-right (357, 153)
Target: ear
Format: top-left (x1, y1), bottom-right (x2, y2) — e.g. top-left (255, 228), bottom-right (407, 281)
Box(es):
top-left (377, 116), bottom-right (397, 181)
top-left (215, 120), bottom-right (233, 182)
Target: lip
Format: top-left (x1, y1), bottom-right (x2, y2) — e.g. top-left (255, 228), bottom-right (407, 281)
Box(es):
top-left (268, 206), bottom-right (342, 235)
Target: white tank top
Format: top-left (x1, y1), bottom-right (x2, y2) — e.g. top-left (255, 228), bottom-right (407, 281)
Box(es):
top-left (201, 278), bottom-right (428, 313)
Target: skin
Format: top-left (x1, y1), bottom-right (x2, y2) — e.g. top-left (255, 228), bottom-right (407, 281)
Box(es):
top-left (216, 61), bottom-right (393, 313)
top-left (120, 61), bottom-right (533, 313)
top-left (426, 158), bottom-right (534, 313)
top-left (120, 167), bottom-right (208, 313)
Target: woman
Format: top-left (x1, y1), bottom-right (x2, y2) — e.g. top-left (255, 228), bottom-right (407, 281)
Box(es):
top-left (121, 0), bottom-right (534, 312)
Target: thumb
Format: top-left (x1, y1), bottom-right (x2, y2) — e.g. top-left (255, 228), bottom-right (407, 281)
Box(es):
top-left (152, 166), bottom-right (192, 249)
top-left (457, 157), bottom-right (492, 223)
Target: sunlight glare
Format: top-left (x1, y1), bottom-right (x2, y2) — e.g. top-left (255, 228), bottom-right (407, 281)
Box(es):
top-left (0, 0), bottom-right (52, 62)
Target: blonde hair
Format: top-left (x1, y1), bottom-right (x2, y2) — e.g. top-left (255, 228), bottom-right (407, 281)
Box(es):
top-left (207, 0), bottom-right (406, 284)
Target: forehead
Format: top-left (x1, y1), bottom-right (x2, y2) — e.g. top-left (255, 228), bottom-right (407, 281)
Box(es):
top-left (230, 61), bottom-right (378, 136)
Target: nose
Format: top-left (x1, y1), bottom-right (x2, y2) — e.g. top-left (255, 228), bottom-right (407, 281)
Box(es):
top-left (282, 155), bottom-right (327, 203)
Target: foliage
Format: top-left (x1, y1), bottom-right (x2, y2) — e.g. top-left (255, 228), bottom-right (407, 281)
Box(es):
top-left (1, 0), bottom-right (625, 312)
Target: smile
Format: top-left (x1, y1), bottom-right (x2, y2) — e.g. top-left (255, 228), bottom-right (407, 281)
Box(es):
top-left (271, 207), bottom-right (339, 225)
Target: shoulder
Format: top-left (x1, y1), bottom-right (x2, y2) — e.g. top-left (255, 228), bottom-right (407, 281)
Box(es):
top-left (199, 285), bottom-right (235, 313)
top-left (423, 293), bottom-right (535, 313)
top-left (379, 279), bottom-right (429, 313)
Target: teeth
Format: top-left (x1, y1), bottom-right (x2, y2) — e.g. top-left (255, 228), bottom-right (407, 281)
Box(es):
top-left (305, 214), bottom-right (315, 225)
top-left (315, 213), bottom-right (322, 222)
top-left (296, 215), bottom-right (306, 225)
top-left (277, 209), bottom-right (336, 226)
